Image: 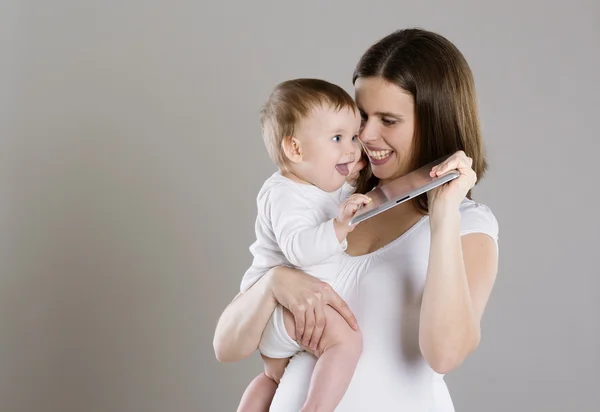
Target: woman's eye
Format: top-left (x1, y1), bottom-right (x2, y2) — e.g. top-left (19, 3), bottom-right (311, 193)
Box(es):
top-left (381, 118), bottom-right (396, 126)
top-left (332, 135), bottom-right (341, 142)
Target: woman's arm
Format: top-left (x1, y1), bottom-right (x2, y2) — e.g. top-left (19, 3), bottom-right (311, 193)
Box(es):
top-left (419, 151), bottom-right (499, 374)
top-left (213, 267), bottom-right (358, 362)
top-left (213, 271), bottom-right (278, 362)
top-left (420, 212), bottom-right (498, 373)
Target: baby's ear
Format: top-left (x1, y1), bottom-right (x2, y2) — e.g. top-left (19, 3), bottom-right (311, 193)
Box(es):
top-left (281, 136), bottom-right (303, 163)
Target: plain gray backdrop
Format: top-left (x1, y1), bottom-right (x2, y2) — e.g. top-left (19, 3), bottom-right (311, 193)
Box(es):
top-left (2, 1), bottom-right (599, 411)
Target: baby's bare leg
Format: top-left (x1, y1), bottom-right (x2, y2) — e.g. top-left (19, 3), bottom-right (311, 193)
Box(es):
top-left (263, 354), bottom-right (290, 385)
top-left (236, 372), bottom-right (276, 412)
top-left (236, 356), bottom-right (290, 412)
top-left (282, 306), bottom-right (362, 412)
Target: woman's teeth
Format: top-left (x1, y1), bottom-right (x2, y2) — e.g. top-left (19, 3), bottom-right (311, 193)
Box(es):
top-left (368, 149), bottom-right (392, 160)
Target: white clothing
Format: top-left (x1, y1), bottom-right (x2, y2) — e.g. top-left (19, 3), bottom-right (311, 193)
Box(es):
top-left (268, 199), bottom-right (499, 411)
top-left (259, 304), bottom-right (302, 358)
top-left (240, 171), bottom-right (355, 358)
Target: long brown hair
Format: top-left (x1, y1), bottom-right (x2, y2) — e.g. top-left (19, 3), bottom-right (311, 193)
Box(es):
top-left (352, 28), bottom-right (487, 213)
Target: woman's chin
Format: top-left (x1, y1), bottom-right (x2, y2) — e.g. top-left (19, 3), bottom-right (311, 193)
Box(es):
top-left (371, 164), bottom-right (397, 182)
top-left (370, 158), bottom-right (411, 184)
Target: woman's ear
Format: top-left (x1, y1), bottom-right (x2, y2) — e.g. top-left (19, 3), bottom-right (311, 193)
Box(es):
top-left (281, 136), bottom-right (303, 163)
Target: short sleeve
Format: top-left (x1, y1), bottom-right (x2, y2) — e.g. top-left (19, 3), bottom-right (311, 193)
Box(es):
top-left (459, 200), bottom-right (499, 250)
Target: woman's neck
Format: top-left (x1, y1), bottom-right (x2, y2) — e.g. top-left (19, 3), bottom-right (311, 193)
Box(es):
top-left (345, 200), bottom-right (423, 256)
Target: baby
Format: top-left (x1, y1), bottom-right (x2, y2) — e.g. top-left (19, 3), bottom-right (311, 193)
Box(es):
top-left (237, 78), bottom-right (370, 412)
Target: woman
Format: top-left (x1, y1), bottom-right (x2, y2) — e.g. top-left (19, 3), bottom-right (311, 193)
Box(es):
top-left (214, 28), bottom-right (499, 411)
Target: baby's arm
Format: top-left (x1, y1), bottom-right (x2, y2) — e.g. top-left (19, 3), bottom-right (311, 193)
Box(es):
top-left (269, 186), bottom-right (370, 268)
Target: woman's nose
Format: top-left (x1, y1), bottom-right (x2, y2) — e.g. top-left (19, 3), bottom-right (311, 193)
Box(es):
top-left (359, 120), bottom-right (377, 143)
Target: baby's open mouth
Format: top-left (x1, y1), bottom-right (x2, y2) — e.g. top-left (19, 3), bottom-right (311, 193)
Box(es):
top-left (335, 162), bottom-right (351, 176)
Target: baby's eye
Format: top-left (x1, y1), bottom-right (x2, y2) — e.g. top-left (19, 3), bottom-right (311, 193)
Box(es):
top-left (351, 135), bottom-right (358, 142)
top-left (332, 135), bottom-right (341, 142)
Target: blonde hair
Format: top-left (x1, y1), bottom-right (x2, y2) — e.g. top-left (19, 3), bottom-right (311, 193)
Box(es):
top-left (260, 78), bottom-right (357, 170)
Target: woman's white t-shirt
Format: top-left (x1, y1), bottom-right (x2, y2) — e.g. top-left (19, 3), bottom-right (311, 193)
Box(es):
top-left (269, 199), bottom-right (499, 411)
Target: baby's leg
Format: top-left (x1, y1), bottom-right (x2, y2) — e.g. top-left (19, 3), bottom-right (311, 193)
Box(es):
top-left (236, 356), bottom-right (290, 412)
top-left (237, 306), bottom-right (298, 412)
top-left (236, 372), bottom-right (277, 412)
top-left (263, 354), bottom-right (290, 385)
top-left (282, 306), bottom-right (362, 412)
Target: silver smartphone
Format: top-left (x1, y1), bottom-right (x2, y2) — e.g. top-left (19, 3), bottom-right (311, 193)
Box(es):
top-left (349, 156), bottom-right (460, 226)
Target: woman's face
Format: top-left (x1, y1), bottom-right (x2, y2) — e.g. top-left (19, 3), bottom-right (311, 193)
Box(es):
top-left (354, 76), bottom-right (416, 185)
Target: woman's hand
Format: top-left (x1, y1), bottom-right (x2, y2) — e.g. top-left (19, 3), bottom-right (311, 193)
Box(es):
top-left (269, 266), bottom-right (358, 351)
top-left (428, 150), bottom-right (477, 215)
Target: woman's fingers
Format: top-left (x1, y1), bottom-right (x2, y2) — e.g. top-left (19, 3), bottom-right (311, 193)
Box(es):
top-left (323, 285), bottom-right (358, 330)
top-left (272, 269), bottom-right (358, 350)
top-left (308, 303), bottom-right (326, 351)
top-left (292, 305), bottom-right (306, 341)
top-left (464, 168), bottom-right (477, 188)
top-left (301, 305), bottom-right (316, 347)
top-left (430, 151), bottom-right (472, 177)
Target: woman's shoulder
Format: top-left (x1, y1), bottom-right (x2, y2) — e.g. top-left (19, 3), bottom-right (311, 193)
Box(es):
top-left (458, 198), bottom-right (499, 243)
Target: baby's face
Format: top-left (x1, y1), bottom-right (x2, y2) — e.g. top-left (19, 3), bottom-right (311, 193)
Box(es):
top-left (294, 105), bottom-right (361, 192)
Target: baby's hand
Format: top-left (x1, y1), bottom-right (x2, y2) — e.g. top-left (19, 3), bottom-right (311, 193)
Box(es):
top-left (346, 157), bottom-right (367, 187)
top-left (334, 194), bottom-right (371, 237)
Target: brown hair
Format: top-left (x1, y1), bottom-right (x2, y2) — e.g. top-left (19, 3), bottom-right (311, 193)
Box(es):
top-left (352, 28), bottom-right (487, 213)
top-left (260, 78), bottom-right (358, 170)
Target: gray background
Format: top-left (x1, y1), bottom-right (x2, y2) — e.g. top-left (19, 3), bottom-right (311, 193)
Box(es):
top-left (1, 0), bottom-right (599, 411)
